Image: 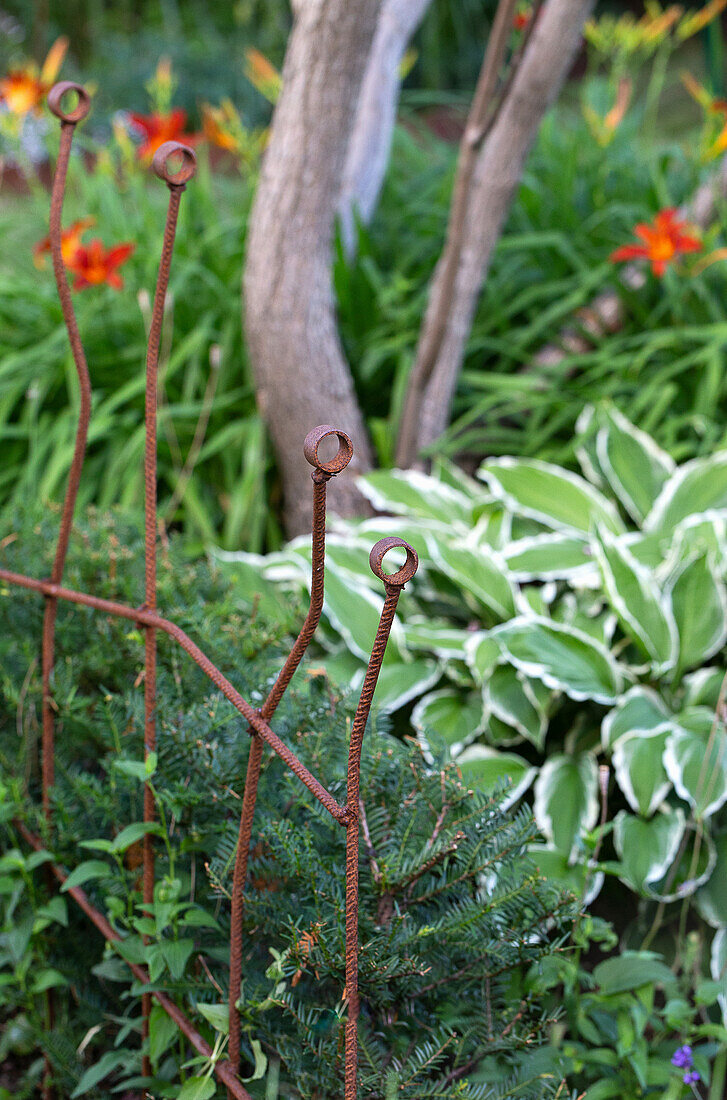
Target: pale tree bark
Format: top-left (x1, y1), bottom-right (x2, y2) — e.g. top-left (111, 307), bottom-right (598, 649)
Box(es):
top-left (338, 0), bottom-right (433, 258)
top-left (244, 0), bottom-right (381, 535)
top-left (396, 0), bottom-right (595, 467)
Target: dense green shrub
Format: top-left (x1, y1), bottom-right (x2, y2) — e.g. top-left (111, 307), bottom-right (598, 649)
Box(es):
top-left (233, 402), bottom-right (727, 956)
top-left (0, 509), bottom-right (573, 1098)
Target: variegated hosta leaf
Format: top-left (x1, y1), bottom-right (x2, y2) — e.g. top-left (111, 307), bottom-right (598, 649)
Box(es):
top-left (612, 728), bottom-right (672, 817)
top-left (613, 809), bottom-right (685, 895)
top-left (492, 616), bottom-right (622, 704)
top-left (486, 713), bottom-right (527, 748)
top-left (337, 516), bottom-right (438, 568)
top-left (528, 845), bottom-right (604, 906)
top-left (429, 540), bottom-right (516, 621)
top-left (551, 595), bottom-right (616, 648)
top-left (664, 711), bottom-right (727, 819)
top-left (594, 405), bottom-right (674, 526)
top-left (696, 833), bottom-right (727, 929)
top-left (647, 823), bottom-right (716, 903)
top-left (357, 469), bottom-right (479, 527)
top-left (503, 533), bottom-right (596, 583)
top-left (402, 619), bottom-right (472, 659)
top-left (465, 632), bottom-right (500, 684)
top-left (533, 753), bottom-right (599, 859)
top-left (592, 528), bottom-right (677, 670)
top-left (454, 745), bottom-right (535, 808)
top-left (479, 457), bottom-right (625, 536)
top-left (484, 664), bottom-right (550, 751)
top-left (711, 928), bottom-right (727, 1026)
top-left (322, 567), bottom-right (406, 662)
top-left (673, 511), bottom-right (727, 575)
top-left (412, 689), bottom-right (484, 755)
top-left (601, 685), bottom-right (671, 750)
top-left (645, 451), bottom-right (727, 532)
top-left (366, 656), bottom-right (441, 714)
top-left (668, 550), bottom-right (727, 675)
top-left (682, 667), bottom-right (727, 709)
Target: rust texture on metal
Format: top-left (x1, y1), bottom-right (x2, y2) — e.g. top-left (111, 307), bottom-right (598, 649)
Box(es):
top-left (3, 83), bottom-right (418, 1100)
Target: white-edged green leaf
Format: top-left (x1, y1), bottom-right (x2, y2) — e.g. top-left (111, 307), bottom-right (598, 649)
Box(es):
top-left (322, 567), bottom-right (405, 662)
top-left (358, 469), bottom-right (478, 526)
top-left (664, 718), bottom-right (727, 818)
top-left (595, 406), bottom-right (674, 525)
top-left (673, 511), bottom-right (727, 573)
top-left (402, 619), bottom-right (471, 658)
top-left (503, 532), bottom-right (595, 583)
top-left (592, 527), bottom-right (677, 669)
top-left (366, 657), bottom-right (440, 714)
top-left (465, 632), bottom-right (501, 684)
top-left (696, 834), bottom-right (727, 929)
top-left (429, 540), bottom-right (515, 621)
top-left (612, 728), bottom-right (672, 817)
top-left (668, 550), bottom-right (727, 675)
top-left (601, 685), bottom-right (670, 750)
top-left (613, 809), bottom-right (685, 895)
top-left (533, 753), bottom-right (599, 859)
top-left (412, 689), bottom-right (485, 756)
top-left (711, 928), bottom-right (727, 1025)
top-left (647, 823), bottom-right (716, 903)
top-left (528, 844), bottom-right (604, 905)
top-left (485, 665), bottom-right (549, 751)
top-left (645, 451), bottom-right (727, 531)
top-left (492, 616), bottom-right (622, 704)
top-left (480, 457), bottom-right (624, 536)
top-left (455, 746), bottom-right (535, 808)
top-left (682, 667), bottom-right (727, 709)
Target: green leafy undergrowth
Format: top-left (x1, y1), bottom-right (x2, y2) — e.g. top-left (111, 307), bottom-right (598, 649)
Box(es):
top-left (0, 508), bottom-right (572, 1098)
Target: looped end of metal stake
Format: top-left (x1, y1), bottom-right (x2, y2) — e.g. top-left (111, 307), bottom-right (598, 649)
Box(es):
top-left (47, 81), bottom-right (91, 124)
top-left (303, 425), bottom-right (354, 475)
top-left (369, 536), bottom-right (418, 588)
top-left (152, 141), bottom-right (197, 187)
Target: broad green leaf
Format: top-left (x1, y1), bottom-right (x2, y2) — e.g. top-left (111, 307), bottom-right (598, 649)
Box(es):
top-left (480, 457), bottom-right (624, 536)
top-left (402, 619), bottom-right (472, 658)
top-left (592, 529), bottom-right (677, 669)
top-left (60, 860), bottom-right (112, 893)
top-left (358, 469), bottom-right (478, 526)
top-left (30, 968), bottom-right (68, 993)
top-left (595, 406), bottom-right (674, 525)
top-left (664, 719), bottom-right (727, 818)
top-left (601, 686), bottom-right (670, 750)
top-left (430, 540), bottom-right (515, 620)
top-left (528, 845), bottom-right (603, 905)
top-left (242, 1037), bottom-right (267, 1082)
top-left (593, 950), bottom-right (677, 994)
top-left (322, 567), bottom-right (405, 662)
top-left (109, 820), bottom-right (164, 853)
top-left (177, 1076), bottom-right (216, 1100)
top-left (492, 616), bottom-right (622, 704)
top-left (503, 532), bottom-right (594, 582)
top-left (412, 689), bottom-right (484, 754)
top-left (71, 1051), bottom-right (127, 1097)
top-left (668, 550), bottom-right (727, 675)
top-left (533, 753), bottom-right (599, 859)
top-left (149, 1003), bottom-right (178, 1067)
top-left (161, 938), bottom-right (194, 980)
top-left (645, 451), bottom-right (727, 532)
top-left (455, 746), bottom-right (535, 807)
top-left (612, 728), bottom-right (671, 817)
top-left (197, 1002), bottom-right (229, 1034)
top-left (485, 665), bottom-right (549, 750)
top-left (465, 632), bottom-right (500, 684)
top-left (696, 833), bottom-right (727, 928)
top-left (365, 657), bottom-right (440, 714)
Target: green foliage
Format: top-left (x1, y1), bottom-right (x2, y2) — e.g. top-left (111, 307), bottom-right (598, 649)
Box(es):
top-left (234, 404), bottom-right (727, 952)
top-left (0, 509), bottom-right (572, 1098)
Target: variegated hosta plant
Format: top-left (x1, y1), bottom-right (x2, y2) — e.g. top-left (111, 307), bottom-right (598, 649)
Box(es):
top-left (220, 404), bottom-right (727, 932)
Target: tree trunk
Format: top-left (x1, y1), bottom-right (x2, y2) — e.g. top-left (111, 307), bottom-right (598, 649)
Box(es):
top-left (338, 0), bottom-right (433, 258)
top-left (244, 0), bottom-right (380, 536)
top-left (396, 0), bottom-right (594, 467)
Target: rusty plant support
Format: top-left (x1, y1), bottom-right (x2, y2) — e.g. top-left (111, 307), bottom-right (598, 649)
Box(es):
top-left (2, 83), bottom-right (419, 1099)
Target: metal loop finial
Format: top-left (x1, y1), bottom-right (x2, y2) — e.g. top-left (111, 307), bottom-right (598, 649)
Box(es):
top-left (47, 81), bottom-right (91, 124)
top-left (152, 141), bottom-right (197, 187)
top-left (303, 425), bottom-right (354, 475)
top-left (369, 536), bottom-right (418, 587)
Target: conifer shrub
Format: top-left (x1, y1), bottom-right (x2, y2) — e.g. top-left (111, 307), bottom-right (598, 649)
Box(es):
top-left (0, 509), bottom-right (573, 1098)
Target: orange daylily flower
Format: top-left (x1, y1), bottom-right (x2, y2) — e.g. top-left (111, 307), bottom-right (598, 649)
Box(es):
top-left (202, 101), bottom-right (241, 153)
top-left (610, 209), bottom-right (702, 277)
top-left (244, 48), bottom-right (282, 104)
top-left (681, 71), bottom-right (727, 159)
top-left (0, 36), bottom-right (68, 117)
top-left (127, 108), bottom-right (198, 162)
top-left (584, 77), bottom-right (632, 146)
top-left (33, 217), bottom-right (95, 269)
top-left (66, 238), bottom-right (135, 291)
top-left (677, 0), bottom-right (727, 38)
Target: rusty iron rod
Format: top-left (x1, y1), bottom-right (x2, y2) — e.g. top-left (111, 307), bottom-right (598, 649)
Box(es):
top-left (227, 428), bottom-right (353, 1084)
top-left (344, 538), bottom-right (418, 1099)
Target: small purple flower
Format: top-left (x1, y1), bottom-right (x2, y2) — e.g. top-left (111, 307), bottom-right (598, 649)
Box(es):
top-left (672, 1045), bottom-right (693, 1069)
top-left (683, 1070), bottom-right (700, 1085)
